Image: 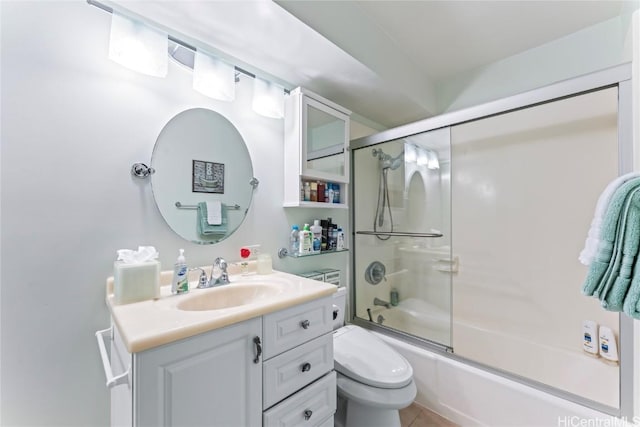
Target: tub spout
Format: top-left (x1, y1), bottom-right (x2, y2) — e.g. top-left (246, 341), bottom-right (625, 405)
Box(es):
top-left (373, 297), bottom-right (391, 309)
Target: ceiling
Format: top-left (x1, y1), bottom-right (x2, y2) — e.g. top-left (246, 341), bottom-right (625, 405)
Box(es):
top-left (110, 0), bottom-right (633, 129)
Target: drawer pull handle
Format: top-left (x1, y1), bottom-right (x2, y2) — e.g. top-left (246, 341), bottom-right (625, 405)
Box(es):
top-left (300, 319), bottom-right (311, 329)
top-left (301, 362), bottom-right (311, 372)
top-left (253, 336), bottom-right (262, 364)
top-left (303, 409), bottom-right (313, 421)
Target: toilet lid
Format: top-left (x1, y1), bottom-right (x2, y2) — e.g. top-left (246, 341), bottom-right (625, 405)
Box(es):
top-left (334, 325), bottom-right (413, 389)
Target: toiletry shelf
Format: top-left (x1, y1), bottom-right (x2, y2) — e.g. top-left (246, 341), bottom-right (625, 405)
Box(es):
top-left (283, 201), bottom-right (348, 209)
top-left (356, 231), bottom-right (443, 238)
top-left (277, 248), bottom-right (349, 259)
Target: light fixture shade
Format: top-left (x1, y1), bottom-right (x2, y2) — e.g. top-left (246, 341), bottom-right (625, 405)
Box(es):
top-left (193, 50), bottom-right (236, 101)
top-left (427, 150), bottom-right (440, 170)
top-left (252, 77), bottom-right (284, 119)
top-left (108, 11), bottom-right (168, 77)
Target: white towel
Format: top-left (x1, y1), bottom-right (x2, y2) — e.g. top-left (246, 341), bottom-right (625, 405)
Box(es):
top-left (579, 172), bottom-right (640, 265)
top-left (206, 201), bottom-right (222, 225)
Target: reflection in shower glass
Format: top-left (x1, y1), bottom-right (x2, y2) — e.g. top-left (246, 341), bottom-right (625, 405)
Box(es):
top-left (352, 128), bottom-right (452, 347)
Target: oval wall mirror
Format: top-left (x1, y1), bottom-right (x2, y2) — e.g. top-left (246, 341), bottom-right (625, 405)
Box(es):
top-left (151, 108), bottom-right (256, 244)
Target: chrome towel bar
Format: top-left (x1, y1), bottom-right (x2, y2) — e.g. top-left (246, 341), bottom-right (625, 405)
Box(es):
top-left (175, 202), bottom-right (241, 210)
top-left (356, 231), bottom-right (443, 238)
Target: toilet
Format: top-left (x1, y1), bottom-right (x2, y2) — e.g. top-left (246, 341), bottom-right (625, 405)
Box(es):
top-left (332, 287), bottom-right (417, 427)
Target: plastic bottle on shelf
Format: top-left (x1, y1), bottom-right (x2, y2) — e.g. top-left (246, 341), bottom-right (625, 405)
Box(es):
top-left (317, 182), bottom-right (325, 202)
top-left (290, 225), bottom-right (300, 254)
top-left (336, 228), bottom-right (345, 250)
top-left (310, 220), bottom-right (322, 254)
top-left (327, 183), bottom-right (335, 203)
top-left (299, 224), bottom-right (312, 255)
top-left (303, 182), bottom-right (311, 201)
top-left (310, 182), bottom-right (318, 202)
top-left (333, 184), bottom-right (340, 204)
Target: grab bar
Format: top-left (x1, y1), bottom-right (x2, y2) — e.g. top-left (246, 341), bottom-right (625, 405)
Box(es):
top-left (175, 202), bottom-right (241, 210)
top-left (356, 231), bottom-right (443, 238)
top-left (95, 326), bottom-right (129, 389)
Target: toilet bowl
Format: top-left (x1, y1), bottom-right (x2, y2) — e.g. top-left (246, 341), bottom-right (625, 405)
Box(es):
top-left (332, 288), bottom-right (416, 427)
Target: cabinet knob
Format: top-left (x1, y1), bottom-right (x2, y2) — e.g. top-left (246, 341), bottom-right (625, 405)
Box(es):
top-left (303, 409), bottom-right (313, 421)
top-left (300, 319), bottom-right (311, 329)
top-left (301, 362), bottom-right (311, 372)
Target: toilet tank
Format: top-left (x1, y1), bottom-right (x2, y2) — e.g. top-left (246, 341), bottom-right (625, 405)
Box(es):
top-left (332, 286), bottom-right (347, 330)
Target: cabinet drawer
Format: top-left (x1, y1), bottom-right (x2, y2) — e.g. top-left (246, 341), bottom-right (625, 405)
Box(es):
top-left (263, 296), bottom-right (332, 359)
top-left (263, 371), bottom-right (336, 427)
top-left (264, 333), bottom-right (333, 408)
top-left (317, 416), bottom-right (334, 427)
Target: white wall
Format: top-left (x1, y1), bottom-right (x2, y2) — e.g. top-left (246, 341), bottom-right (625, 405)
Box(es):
top-left (438, 13), bottom-right (635, 113)
top-left (0, 2), bottom-right (353, 425)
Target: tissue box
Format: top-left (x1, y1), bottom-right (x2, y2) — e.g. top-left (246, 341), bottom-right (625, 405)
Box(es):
top-left (113, 260), bottom-right (160, 305)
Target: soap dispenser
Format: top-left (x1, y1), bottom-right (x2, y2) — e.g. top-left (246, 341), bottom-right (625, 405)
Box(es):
top-left (171, 249), bottom-right (189, 294)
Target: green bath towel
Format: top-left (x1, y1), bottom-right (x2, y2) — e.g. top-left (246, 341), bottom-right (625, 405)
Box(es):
top-left (601, 189), bottom-right (640, 310)
top-left (582, 177), bottom-right (640, 297)
top-left (197, 202), bottom-right (228, 238)
top-left (623, 252), bottom-right (640, 319)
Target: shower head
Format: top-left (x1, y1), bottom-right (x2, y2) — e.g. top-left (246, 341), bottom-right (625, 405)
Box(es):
top-left (372, 148), bottom-right (403, 170)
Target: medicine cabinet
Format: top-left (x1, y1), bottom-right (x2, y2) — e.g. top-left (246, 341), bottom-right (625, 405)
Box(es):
top-left (284, 87), bottom-right (351, 208)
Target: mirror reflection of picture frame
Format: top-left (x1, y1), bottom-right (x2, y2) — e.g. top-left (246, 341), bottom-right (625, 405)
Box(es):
top-left (192, 160), bottom-right (225, 194)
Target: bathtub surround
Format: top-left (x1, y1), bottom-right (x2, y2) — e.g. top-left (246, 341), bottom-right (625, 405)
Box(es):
top-left (351, 77), bottom-right (630, 415)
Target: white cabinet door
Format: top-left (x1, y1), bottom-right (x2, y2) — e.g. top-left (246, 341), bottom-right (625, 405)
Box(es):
top-left (134, 318), bottom-right (262, 427)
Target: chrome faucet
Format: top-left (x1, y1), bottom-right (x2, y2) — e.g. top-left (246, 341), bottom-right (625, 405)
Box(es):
top-left (373, 297), bottom-right (391, 309)
top-left (207, 257), bottom-right (230, 287)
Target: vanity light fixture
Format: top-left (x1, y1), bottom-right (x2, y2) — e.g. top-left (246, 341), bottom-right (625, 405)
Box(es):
top-left (252, 77), bottom-right (285, 119)
top-left (90, 0), bottom-right (287, 118)
top-left (193, 49), bottom-right (236, 101)
top-left (404, 144), bottom-right (417, 163)
top-left (108, 11), bottom-right (168, 77)
top-left (427, 150), bottom-right (440, 170)
top-left (416, 149), bottom-right (429, 167)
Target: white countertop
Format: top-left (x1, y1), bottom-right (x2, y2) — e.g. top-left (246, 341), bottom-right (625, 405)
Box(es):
top-left (106, 267), bottom-right (337, 353)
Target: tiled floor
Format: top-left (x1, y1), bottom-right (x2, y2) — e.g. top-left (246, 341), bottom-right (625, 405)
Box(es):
top-left (400, 402), bottom-right (458, 427)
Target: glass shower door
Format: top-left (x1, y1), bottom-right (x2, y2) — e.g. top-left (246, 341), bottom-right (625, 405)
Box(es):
top-left (352, 127), bottom-right (452, 347)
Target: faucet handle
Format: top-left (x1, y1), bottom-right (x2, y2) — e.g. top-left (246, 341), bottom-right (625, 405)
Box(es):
top-left (190, 268), bottom-right (209, 289)
top-left (215, 257), bottom-right (228, 271)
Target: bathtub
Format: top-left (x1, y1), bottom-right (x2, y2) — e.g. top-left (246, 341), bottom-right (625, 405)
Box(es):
top-left (369, 302), bottom-right (623, 426)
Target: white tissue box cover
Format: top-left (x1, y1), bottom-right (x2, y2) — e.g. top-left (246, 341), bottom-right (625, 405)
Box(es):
top-left (113, 260), bottom-right (160, 305)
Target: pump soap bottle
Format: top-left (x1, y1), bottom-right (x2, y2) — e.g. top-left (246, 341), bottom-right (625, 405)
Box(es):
top-left (172, 249), bottom-right (189, 294)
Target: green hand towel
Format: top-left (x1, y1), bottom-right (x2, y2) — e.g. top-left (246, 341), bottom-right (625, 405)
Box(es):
top-left (602, 190), bottom-right (640, 310)
top-left (582, 177), bottom-right (640, 296)
top-left (197, 202), bottom-right (228, 237)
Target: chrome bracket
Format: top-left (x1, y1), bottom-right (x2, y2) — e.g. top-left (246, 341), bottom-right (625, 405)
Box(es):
top-left (131, 163), bottom-right (155, 179)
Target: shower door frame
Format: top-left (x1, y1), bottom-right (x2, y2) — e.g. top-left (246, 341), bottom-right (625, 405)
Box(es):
top-left (349, 63), bottom-right (634, 418)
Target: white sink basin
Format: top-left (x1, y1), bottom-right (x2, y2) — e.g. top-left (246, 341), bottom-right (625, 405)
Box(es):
top-left (176, 283), bottom-right (286, 311)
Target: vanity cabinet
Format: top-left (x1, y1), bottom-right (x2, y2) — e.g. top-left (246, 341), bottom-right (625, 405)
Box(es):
top-left (106, 295), bottom-right (336, 427)
top-left (284, 87), bottom-right (351, 208)
top-left (111, 317), bottom-right (262, 426)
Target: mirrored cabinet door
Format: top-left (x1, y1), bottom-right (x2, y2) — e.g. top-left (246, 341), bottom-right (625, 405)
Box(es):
top-left (302, 96), bottom-right (350, 182)
top-left (284, 87), bottom-right (351, 208)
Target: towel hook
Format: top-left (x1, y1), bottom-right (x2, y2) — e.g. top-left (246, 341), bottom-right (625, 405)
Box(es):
top-left (131, 163), bottom-right (155, 179)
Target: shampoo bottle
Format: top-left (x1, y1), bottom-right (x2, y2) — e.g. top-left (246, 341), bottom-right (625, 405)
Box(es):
top-left (599, 326), bottom-right (619, 365)
top-left (582, 320), bottom-right (599, 357)
top-left (171, 249), bottom-right (189, 294)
